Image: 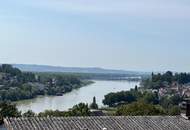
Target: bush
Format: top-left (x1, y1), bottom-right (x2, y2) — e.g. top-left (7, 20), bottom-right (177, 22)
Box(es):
top-left (22, 110), bottom-right (35, 117)
top-left (116, 101), bottom-right (166, 116)
top-left (168, 106), bottom-right (181, 116)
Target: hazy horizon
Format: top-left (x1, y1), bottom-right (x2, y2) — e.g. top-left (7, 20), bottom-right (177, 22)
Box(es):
top-left (4, 63), bottom-right (189, 73)
top-left (0, 0), bottom-right (190, 72)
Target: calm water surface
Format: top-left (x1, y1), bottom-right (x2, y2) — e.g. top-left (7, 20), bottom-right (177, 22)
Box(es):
top-left (16, 80), bottom-right (139, 113)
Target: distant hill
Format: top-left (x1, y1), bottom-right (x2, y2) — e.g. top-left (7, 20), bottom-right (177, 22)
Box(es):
top-left (12, 64), bottom-right (149, 75)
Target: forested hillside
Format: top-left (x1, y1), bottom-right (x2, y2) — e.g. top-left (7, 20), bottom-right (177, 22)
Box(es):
top-left (0, 64), bottom-right (91, 101)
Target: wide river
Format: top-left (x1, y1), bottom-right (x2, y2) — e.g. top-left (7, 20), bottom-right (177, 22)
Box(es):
top-left (16, 80), bottom-right (139, 113)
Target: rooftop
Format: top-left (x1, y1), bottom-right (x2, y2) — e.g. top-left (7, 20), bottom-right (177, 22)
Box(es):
top-left (4, 116), bottom-right (190, 130)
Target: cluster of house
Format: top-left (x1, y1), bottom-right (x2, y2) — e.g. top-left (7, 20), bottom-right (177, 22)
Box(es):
top-left (148, 82), bottom-right (190, 99)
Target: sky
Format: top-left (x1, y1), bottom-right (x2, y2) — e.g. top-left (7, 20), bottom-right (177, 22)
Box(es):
top-left (0, 0), bottom-right (190, 72)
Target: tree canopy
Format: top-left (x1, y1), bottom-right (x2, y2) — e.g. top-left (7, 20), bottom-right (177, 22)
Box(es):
top-left (38, 103), bottom-right (90, 117)
top-left (0, 64), bottom-right (90, 101)
top-left (116, 101), bottom-right (166, 116)
top-left (103, 90), bottom-right (142, 107)
top-left (90, 96), bottom-right (98, 109)
top-left (0, 101), bottom-right (21, 124)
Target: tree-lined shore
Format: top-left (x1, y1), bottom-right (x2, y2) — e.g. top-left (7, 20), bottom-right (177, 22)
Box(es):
top-left (0, 64), bottom-right (93, 101)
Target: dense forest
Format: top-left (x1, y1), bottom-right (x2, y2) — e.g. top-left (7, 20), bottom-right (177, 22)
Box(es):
top-left (0, 64), bottom-right (92, 101)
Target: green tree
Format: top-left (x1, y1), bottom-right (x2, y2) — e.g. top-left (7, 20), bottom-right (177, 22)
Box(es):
top-left (143, 92), bottom-right (159, 105)
top-left (116, 101), bottom-right (166, 116)
top-left (159, 95), bottom-right (181, 109)
top-left (168, 106), bottom-right (181, 116)
top-left (38, 110), bottom-right (67, 117)
top-left (22, 110), bottom-right (35, 117)
top-left (135, 85), bottom-right (138, 91)
top-left (90, 96), bottom-right (98, 109)
top-left (170, 95), bottom-right (182, 105)
top-left (70, 103), bottom-right (90, 116)
top-left (38, 103), bottom-right (90, 117)
top-left (159, 96), bottom-right (171, 109)
top-left (0, 101), bottom-right (21, 124)
top-left (103, 91), bottom-right (137, 107)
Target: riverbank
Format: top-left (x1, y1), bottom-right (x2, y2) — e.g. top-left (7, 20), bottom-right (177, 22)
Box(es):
top-left (13, 80), bottom-right (94, 103)
top-left (0, 64), bottom-right (95, 102)
top-left (16, 80), bottom-right (139, 113)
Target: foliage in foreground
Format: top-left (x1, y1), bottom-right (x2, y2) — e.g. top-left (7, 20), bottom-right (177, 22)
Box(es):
top-left (116, 101), bottom-right (166, 116)
top-left (116, 101), bottom-right (181, 116)
top-left (0, 99), bottom-right (182, 125)
top-left (37, 103), bottom-right (90, 117)
top-left (0, 102), bottom-right (90, 124)
top-left (0, 101), bottom-right (21, 124)
top-left (103, 87), bottom-right (181, 116)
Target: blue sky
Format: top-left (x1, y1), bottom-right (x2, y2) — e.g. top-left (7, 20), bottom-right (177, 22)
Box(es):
top-left (0, 0), bottom-right (190, 72)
